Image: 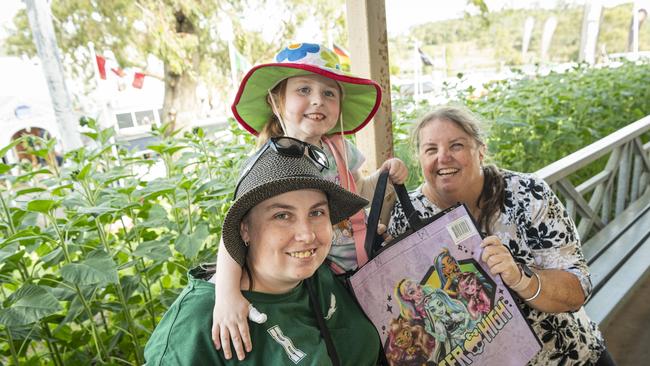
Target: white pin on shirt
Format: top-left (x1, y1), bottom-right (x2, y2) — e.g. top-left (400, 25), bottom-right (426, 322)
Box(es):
top-left (248, 304), bottom-right (267, 324)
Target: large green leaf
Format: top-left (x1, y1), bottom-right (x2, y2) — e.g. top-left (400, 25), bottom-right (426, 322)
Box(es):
top-left (26, 199), bottom-right (58, 213)
top-left (0, 285), bottom-right (61, 326)
top-left (133, 239), bottom-right (172, 261)
top-left (1, 228), bottom-right (51, 247)
top-left (15, 187), bottom-right (47, 196)
top-left (138, 204), bottom-right (170, 228)
top-left (175, 223), bottom-right (210, 259)
top-left (133, 180), bottom-right (177, 200)
top-left (60, 250), bottom-right (118, 286)
top-left (0, 243), bottom-right (21, 263)
top-left (0, 163), bottom-right (11, 174)
top-left (0, 138), bottom-right (23, 157)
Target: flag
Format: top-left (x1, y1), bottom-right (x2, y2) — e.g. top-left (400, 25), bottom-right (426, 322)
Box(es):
top-left (95, 55), bottom-right (107, 79)
top-left (132, 72), bottom-right (145, 89)
top-left (233, 47), bottom-right (251, 75)
top-left (229, 44), bottom-right (252, 86)
top-left (111, 67), bottom-right (126, 77)
top-left (333, 43), bottom-right (351, 71)
top-left (418, 47), bottom-right (433, 66)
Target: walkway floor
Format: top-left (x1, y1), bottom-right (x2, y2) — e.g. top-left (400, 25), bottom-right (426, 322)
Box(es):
top-left (600, 272), bottom-right (650, 365)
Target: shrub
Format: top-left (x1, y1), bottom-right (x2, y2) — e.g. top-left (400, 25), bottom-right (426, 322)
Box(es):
top-left (0, 119), bottom-right (254, 365)
top-left (393, 60), bottom-right (650, 188)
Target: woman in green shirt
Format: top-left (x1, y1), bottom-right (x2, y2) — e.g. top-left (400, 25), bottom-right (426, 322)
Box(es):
top-left (144, 138), bottom-right (381, 365)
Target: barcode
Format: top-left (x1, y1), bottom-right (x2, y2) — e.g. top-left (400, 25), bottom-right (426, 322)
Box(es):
top-left (447, 217), bottom-right (474, 244)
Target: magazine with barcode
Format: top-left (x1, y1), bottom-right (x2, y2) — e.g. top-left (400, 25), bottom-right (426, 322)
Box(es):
top-left (349, 204), bottom-right (541, 366)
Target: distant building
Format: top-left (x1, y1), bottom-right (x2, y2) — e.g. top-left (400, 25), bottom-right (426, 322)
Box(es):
top-left (0, 55), bottom-right (228, 165)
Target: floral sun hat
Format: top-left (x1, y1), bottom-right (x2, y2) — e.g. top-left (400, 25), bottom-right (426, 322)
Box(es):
top-left (231, 43), bottom-right (382, 136)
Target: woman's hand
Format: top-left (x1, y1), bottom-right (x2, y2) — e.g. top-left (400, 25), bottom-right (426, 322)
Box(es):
top-left (211, 292), bottom-right (252, 360)
top-left (380, 158), bottom-right (408, 185)
top-left (480, 235), bottom-right (520, 287)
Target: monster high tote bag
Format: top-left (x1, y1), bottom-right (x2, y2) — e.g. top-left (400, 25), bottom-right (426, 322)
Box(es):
top-left (349, 172), bottom-right (541, 366)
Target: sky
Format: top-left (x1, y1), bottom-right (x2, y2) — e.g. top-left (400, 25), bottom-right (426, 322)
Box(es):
top-left (1, 0), bottom-right (641, 42)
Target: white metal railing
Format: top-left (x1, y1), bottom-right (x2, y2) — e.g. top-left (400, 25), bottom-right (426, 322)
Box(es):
top-left (535, 115), bottom-right (650, 241)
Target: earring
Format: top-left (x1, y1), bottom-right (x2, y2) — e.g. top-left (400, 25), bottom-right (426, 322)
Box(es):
top-left (244, 241), bottom-right (250, 247)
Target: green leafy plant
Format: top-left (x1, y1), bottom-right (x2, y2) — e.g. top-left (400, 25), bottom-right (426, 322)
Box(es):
top-left (0, 118), bottom-right (254, 365)
top-left (392, 59), bottom-right (650, 189)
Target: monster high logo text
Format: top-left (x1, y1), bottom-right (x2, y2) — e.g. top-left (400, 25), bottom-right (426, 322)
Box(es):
top-left (438, 299), bottom-right (514, 366)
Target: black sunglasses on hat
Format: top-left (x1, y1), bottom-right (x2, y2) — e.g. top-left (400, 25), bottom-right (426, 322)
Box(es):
top-left (234, 137), bottom-right (330, 198)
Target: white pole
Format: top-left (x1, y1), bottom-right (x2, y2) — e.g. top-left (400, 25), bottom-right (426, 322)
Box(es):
top-left (25, 0), bottom-right (83, 151)
top-left (579, 1), bottom-right (602, 64)
top-left (228, 40), bottom-right (237, 88)
top-left (522, 17), bottom-right (535, 61)
top-left (414, 41), bottom-right (421, 101)
top-left (632, 3), bottom-right (640, 53)
top-left (541, 17), bottom-right (558, 63)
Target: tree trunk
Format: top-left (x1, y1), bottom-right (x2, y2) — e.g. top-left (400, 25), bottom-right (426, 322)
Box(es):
top-left (25, 0), bottom-right (82, 151)
top-left (162, 10), bottom-right (200, 132)
top-left (162, 63), bottom-right (199, 132)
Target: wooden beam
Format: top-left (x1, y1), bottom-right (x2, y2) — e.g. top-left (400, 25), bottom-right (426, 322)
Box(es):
top-left (345, 0), bottom-right (393, 175)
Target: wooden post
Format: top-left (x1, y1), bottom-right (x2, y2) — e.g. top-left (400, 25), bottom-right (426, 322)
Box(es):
top-left (345, 0), bottom-right (393, 175)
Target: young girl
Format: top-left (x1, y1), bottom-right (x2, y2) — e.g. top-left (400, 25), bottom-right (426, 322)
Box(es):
top-left (213, 43), bottom-right (408, 360)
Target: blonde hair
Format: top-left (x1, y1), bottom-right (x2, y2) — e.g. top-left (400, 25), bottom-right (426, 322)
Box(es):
top-left (257, 80), bottom-right (288, 148)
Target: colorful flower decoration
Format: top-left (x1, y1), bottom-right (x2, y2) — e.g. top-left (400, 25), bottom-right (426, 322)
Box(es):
top-left (275, 43), bottom-right (320, 62)
top-left (319, 48), bottom-right (342, 70)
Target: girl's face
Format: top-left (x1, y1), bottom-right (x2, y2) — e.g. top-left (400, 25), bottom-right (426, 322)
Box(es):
top-left (402, 281), bottom-right (424, 303)
top-left (241, 189), bottom-right (332, 294)
top-left (281, 74), bottom-right (341, 145)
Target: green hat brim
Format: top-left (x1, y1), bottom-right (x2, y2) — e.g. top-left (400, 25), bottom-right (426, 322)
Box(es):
top-left (231, 63), bottom-right (382, 136)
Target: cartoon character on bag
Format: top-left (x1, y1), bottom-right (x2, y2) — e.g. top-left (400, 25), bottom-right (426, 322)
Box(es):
top-left (423, 288), bottom-right (474, 363)
top-left (457, 272), bottom-right (492, 320)
top-left (434, 248), bottom-right (462, 298)
top-left (395, 279), bottom-right (431, 321)
top-left (384, 317), bottom-right (436, 366)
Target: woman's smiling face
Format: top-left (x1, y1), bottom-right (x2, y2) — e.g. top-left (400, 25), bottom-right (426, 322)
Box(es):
top-left (240, 189), bottom-right (332, 294)
top-left (418, 118), bottom-right (485, 204)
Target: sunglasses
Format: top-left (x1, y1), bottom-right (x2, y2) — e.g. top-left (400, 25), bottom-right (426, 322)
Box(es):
top-left (233, 137), bottom-right (330, 198)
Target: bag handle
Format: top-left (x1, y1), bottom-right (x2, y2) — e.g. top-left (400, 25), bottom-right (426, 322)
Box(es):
top-left (364, 171), bottom-right (423, 259)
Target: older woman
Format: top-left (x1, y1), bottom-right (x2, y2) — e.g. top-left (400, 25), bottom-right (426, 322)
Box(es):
top-left (145, 138), bottom-right (380, 365)
top-left (388, 106), bottom-right (615, 365)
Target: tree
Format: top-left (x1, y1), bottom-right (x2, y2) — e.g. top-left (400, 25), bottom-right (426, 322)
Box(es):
top-left (6, 0), bottom-right (347, 131)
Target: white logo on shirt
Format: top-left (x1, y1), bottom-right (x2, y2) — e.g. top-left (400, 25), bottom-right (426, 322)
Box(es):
top-left (267, 325), bottom-right (306, 364)
top-left (325, 293), bottom-right (337, 320)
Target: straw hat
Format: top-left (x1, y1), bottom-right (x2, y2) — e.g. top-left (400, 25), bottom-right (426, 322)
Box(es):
top-left (221, 143), bottom-right (368, 266)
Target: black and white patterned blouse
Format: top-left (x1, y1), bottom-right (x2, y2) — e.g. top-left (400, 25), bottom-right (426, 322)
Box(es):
top-left (388, 170), bottom-right (605, 366)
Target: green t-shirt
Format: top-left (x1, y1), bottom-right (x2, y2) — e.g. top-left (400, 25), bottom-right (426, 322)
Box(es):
top-left (144, 265), bottom-right (380, 365)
